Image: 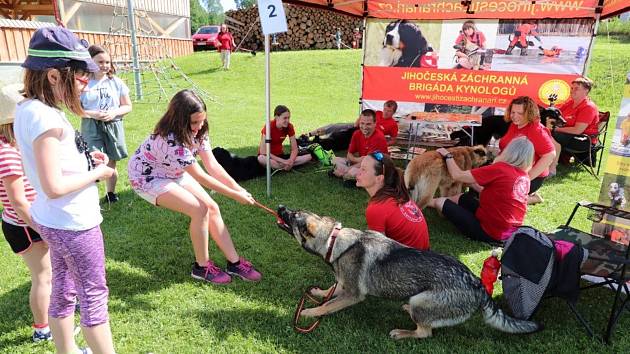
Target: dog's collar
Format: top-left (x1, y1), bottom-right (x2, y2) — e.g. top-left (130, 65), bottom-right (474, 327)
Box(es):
top-left (324, 223), bottom-right (342, 263)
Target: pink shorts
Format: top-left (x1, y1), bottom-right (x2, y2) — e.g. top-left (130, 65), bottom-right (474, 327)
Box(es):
top-left (130, 172), bottom-right (195, 205)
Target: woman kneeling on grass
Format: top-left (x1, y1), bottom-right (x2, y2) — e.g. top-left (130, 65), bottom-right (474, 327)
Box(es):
top-left (128, 89), bottom-right (261, 284)
top-left (355, 151), bottom-right (430, 250)
top-left (427, 137), bottom-right (534, 245)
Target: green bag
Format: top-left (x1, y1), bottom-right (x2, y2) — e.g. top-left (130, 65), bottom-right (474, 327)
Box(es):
top-left (309, 143), bottom-right (335, 167)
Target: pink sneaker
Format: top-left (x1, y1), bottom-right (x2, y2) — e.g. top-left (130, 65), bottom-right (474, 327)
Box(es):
top-left (226, 258), bottom-right (262, 282)
top-left (191, 261), bottom-right (232, 284)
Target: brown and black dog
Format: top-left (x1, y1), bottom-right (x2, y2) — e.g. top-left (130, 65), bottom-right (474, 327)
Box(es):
top-left (276, 206), bottom-right (540, 339)
top-left (404, 146), bottom-right (488, 209)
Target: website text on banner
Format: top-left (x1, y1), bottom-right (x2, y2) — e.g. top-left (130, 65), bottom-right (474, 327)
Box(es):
top-left (367, 0), bottom-right (599, 19)
top-left (285, 0), bottom-right (628, 20)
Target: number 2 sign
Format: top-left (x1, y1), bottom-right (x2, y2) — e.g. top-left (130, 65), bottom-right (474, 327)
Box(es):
top-left (257, 0), bottom-right (288, 35)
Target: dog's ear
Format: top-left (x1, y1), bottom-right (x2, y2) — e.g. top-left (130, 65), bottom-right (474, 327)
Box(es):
top-left (301, 213), bottom-right (327, 239)
top-left (304, 214), bottom-right (337, 238)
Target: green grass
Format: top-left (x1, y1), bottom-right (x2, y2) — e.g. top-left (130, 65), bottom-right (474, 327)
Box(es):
top-left (600, 18), bottom-right (630, 36)
top-left (1, 38), bottom-right (630, 353)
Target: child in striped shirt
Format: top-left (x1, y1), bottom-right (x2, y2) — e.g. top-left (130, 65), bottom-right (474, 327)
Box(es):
top-left (0, 83), bottom-right (52, 343)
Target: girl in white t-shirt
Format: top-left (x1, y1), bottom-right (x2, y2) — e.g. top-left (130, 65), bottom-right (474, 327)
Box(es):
top-left (0, 84), bottom-right (52, 343)
top-left (14, 27), bottom-right (116, 354)
top-left (81, 45), bottom-right (132, 204)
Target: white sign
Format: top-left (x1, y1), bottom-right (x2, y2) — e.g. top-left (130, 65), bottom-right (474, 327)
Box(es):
top-left (257, 0), bottom-right (288, 35)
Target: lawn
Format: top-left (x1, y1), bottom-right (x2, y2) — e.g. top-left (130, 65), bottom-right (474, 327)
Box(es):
top-left (1, 36), bottom-right (629, 353)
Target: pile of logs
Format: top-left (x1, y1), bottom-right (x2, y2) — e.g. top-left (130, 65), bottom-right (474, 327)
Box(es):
top-left (225, 4), bottom-right (362, 51)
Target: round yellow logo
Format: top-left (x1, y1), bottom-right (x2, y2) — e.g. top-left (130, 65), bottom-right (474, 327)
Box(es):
top-left (538, 79), bottom-right (571, 105)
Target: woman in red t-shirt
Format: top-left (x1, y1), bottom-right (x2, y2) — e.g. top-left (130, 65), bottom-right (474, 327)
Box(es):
top-left (257, 105), bottom-right (312, 171)
top-left (355, 151), bottom-right (429, 250)
top-left (549, 77), bottom-right (599, 175)
top-left (427, 137), bottom-right (534, 244)
top-left (216, 24), bottom-right (235, 70)
top-left (499, 96), bottom-right (555, 205)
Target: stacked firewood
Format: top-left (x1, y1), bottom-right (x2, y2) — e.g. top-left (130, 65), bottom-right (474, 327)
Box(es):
top-left (225, 4), bottom-right (362, 51)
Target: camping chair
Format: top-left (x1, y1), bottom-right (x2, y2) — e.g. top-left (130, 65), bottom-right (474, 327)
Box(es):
top-left (561, 111), bottom-right (610, 179)
top-left (546, 201), bottom-right (630, 343)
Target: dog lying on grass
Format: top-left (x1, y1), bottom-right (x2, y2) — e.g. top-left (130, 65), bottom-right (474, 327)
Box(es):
top-left (277, 205), bottom-right (540, 339)
top-left (404, 146), bottom-right (488, 209)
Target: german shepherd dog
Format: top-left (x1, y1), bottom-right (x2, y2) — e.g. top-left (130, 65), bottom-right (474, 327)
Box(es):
top-left (277, 206), bottom-right (540, 339)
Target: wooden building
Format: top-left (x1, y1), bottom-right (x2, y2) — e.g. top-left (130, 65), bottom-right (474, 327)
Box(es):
top-left (0, 0), bottom-right (192, 71)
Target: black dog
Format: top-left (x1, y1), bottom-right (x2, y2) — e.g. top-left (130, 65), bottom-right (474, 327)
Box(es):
top-left (380, 20), bottom-right (428, 67)
top-left (451, 115), bottom-right (510, 147)
top-left (452, 106), bottom-right (567, 147)
top-left (297, 124), bottom-right (357, 152)
top-left (212, 147), bottom-right (265, 181)
top-left (539, 106), bottom-right (566, 129)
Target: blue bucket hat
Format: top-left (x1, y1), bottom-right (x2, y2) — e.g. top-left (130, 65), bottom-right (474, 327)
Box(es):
top-left (22, 26), bottom-right (99, 73)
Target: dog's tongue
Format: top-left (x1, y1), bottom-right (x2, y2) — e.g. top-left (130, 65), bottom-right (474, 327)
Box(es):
top-left (276, 217), bottom-right (288, 227)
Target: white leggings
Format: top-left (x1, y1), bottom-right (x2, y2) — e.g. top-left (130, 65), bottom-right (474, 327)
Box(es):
top-left (220, 50), bottom-right (231, 69)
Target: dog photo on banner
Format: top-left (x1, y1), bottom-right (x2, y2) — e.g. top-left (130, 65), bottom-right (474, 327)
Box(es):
top-left (437, 19), bottom-right (499, 71)
top-left (593, 72), bottom-right (630, 246)
top-left (361, 17), bottom-right (593, 121)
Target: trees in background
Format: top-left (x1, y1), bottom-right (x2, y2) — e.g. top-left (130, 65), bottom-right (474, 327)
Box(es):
top-left (235, 0), bottom-right (256, 9)
top-left (190, 0), bottom-right (225, 34)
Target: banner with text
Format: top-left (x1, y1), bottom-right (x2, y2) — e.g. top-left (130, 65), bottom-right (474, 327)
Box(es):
top-left (363, 67), bottom-right (579, 108)
top-left (362, 17), bottom-right (594, 115)
top-left (367, 0), bottom-right (599, 20)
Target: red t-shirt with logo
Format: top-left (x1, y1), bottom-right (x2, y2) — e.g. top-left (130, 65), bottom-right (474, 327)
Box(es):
top-left (558, 97), bottom-right (599, 143)
top-left (366, 198), bottom-right (429, 250)
top-left (375, 111), bottom-right (399, 139)
top-left (471, 162), bottom-right (530, 241)
top-left (498, 121), bottom-right (554, 178)
top-left (348, 129), bottom-right (388, 156)
top-left (259, 120), bottom-right (295, 156)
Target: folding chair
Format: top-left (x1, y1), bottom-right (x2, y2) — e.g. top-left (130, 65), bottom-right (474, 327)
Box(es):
top-left (547, 201), bottom-right (630, 343)
top-left (561, 111), bottom-right (610, 179)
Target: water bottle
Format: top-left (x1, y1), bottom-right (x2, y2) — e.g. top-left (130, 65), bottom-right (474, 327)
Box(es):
top-left (480, 249), bottom-right (501, 295)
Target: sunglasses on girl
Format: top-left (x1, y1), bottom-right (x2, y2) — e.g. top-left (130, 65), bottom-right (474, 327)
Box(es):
top-left (370, 150), bottom-right (385, 175)
top-left (75, 75), bottom-right (89, 86)
top-left (370, 150), bottom-right (384, 162)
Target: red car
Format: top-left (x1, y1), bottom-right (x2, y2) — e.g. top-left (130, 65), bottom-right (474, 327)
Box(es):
top-left (192, 25), bottom-right (220, 51)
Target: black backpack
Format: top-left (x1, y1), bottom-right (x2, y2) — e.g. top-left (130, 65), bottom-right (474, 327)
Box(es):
top-left (501, 226), bottom-right (556, 320)
top-left (501, 226), bottom-right (585, 320)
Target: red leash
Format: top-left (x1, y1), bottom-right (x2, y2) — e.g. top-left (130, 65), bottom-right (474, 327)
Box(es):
top-left (253, 200), bottom-right (337, 333)
top-left (253, 200), bottom-right (285, 225)
top-left (254, 199), bottom-right (337, 333)
top-left (293, 283), bottom-right (338, 334)
top-left (254, 200), bottom-right (279, 218)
